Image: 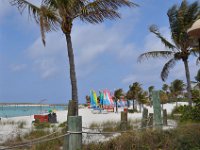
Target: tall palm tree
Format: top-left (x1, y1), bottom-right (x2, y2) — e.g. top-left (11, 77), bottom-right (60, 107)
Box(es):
top-left (113, 88), bottom-right (124, 113)
top-left (170, 79), bottom-right (185, 106)
top-left (138, 1), bottom-right (200, 106)
top-left (10, 0), bottom-right (137, 116)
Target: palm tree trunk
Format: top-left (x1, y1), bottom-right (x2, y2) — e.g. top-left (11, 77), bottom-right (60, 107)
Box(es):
top-left (116, 100), bottom-right (118, 113)
top-left (132, 100), bottom-right (134, 110)
top-left (65, 33), bottom-right (78, 116)
top-left (183, 59), bottom-right (192, 106)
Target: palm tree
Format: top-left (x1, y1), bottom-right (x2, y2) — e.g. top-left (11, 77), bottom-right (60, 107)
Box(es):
top-left (126, 82), bottom-right (143, 111)
top-left (162, 83), bottom-right (169, 101)
top-left (159, 90), bottom-right (168, 110)
top-left (10, 0), bottom-right (137, 116)
top-left (148, 85), bottom-right (154, 106)
top-left (137, 90), bottom-right (148, 110)
top-left (162, 84), bottom-right (169, 93)
top-left (113, 88), bottom-right (124, 113)
top-left (138, 1), bottom-right (200, 106)
top-left (170, 79), bottom-right (185, 106)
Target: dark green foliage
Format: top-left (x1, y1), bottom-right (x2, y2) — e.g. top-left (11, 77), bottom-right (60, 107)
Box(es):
top-left (191, 89), bottom-right (200, 103)
top-left (34, 121), bottom-right (50, 129)
top-left (180, 105), bottom-right (200, 122)
top-left (128, 108), bottom-right (138, 113)
top-left (171, 97), bottom-right (200, 122)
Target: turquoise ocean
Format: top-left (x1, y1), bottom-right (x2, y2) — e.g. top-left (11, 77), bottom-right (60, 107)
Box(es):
top-left (0, 105), bottom-right (67, 118)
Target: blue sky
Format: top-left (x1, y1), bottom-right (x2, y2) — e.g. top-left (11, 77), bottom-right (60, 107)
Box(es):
top-left (0, 0), bottom-right (199, 104)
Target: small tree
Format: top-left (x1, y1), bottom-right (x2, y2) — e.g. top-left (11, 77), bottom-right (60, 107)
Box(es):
top-left (170, 79), bottom-right (185, 107)
top-left (148, 86), bottom-right (154, 106)
top-left (160, 91), bottom-right (168, 110)
top-left (126, 82), bottom-right (143, 111)
top-left (113, 88), bottom-right (124, 113)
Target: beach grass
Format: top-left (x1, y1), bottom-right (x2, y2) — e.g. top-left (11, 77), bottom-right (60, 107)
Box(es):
top-left (83, 123), bottom-right (200, 150)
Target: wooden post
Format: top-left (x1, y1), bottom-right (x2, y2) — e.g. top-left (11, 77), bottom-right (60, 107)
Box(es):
top-left (63, 116), bottom-right (82, 150)
top-left (148, 113), bottom-right (153, 128)
top-left (152, 91), bottom-right (162, 129)
top-left (64, 101), bottom-right (80, 150)
top-left (163, 109), bottom-right (168, 126)
top-left (141, 107), bottom-right (148, 128)
top-left (121, 111), bottom-right (128, 131)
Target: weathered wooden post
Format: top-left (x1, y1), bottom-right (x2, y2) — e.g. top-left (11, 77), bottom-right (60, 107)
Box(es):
top-left (152, 91), bottom-right (162, 129)
top-left (163, 109), bottom-right (168, 126)
top-left (63, 116), bottom-right (82, 150)
top-left (121, 111), bottom-right (128, 131)
top-left (148, 113), bottom-right (153, 128)
top-left (141, 107), bottom-right (148, 128)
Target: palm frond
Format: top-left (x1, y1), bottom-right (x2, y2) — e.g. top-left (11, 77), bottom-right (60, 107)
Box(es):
top-left (10, 0), bottom-right (41, 22)
top-left (11, 0), bottom-right (60, 45)
top-left (190, 47), bottom-right (199, 57)
top-left (138, 51), bottom-right (173, 63)
top-left (149, 25), bottom-right (177, 50)
top-left (161, 58), bottom-right (177, 81)
top-left (196, 58), bottom-right (200, 65)
top-left (167, 1), bottom-right (200, 50)
top-left (39, 6), bottom-right (60, 45)
top-left (84, 0), bottom-right (138, 11)
top-left (80, 8), bottom-right (120, 23)
top-left (77, 0), bottom-right (137, 22)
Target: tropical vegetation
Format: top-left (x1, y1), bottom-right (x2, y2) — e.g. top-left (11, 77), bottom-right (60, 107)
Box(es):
top-left (138, 0), bottom-right (200, 106)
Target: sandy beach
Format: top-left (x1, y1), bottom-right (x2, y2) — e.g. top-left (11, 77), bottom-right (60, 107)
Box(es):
top-left (0, 102), bottom-right (187, 143)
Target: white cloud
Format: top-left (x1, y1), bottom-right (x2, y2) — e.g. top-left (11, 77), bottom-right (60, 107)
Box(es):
top-left (10, 64), bottom-right (27, 72)
top-left (25, 8), bottom-right (140, 79)
top-left (122, 74), bottom-right (137, 84)
top-left (33, 58), bottom-right (59, 79)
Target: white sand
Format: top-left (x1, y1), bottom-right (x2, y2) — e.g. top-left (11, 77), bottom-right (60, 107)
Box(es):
top-left (0, 102), bottom-right (188, 143)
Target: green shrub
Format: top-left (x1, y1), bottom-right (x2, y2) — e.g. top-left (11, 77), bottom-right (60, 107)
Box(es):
top-left (34, 122), bottom-right (50, 129)
top-left (180, 105), bottom-right (200, 122)
top-left (83, 124), bottom-right (200, 150)
top-left (171, 100), bottom-right (200, 122)
top-left (128, 108), bottom-right (138, 113)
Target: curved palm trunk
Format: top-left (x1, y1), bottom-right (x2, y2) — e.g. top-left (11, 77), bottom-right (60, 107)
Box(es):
top-left (65, 33), bottom-right (78, 116)
top-left (183, 59), bottom-right (192, 106)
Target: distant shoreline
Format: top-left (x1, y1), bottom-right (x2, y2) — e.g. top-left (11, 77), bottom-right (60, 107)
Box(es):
top-left (0, 103), bottom-right (67, 106)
